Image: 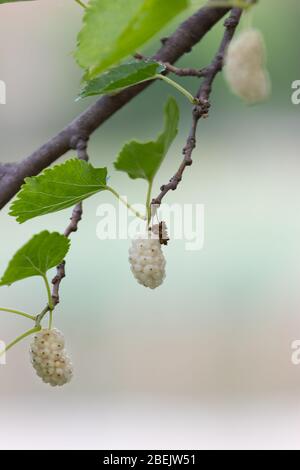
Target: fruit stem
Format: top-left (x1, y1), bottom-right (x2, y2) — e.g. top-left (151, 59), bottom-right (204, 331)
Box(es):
top-left (0, 325), bottom-right (41, 357)
top-left (146, 181), bottom-right (153, 226)
top-left (42, 275), bottom-right (54, 330)
top-left (0, 307), bottom-right (35, 321)
top-left (155, 74), bottom-right (198, 105)
top-left (74, 0), bottom-right (87, 8)
top-left (107, 187), bottom-right (147, 220)
top-left (48, 310), bottom-right (53, 330)
top-left (35, 306), bottom-right (50, 328)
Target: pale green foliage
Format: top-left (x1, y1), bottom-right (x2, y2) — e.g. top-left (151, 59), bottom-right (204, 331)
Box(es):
top-left (114, 97), bottom-right (179, 183)
top-left (10, 159), bottom-right (108, 223)
top-left (0, 0), bottom-right (35, 3)
top-left (76, 0), bottom-right (189, 79)
top-left (79, 60), bottom-right (165, 99)
top-left (0, 232), bottom-right (70, 286)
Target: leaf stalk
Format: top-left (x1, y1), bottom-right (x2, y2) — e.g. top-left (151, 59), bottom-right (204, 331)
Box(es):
top-left (107, 187), bottom-right (146, 220)
top-left (0, 307), bottom-right (35, 321)
top-left (156, 74), bottom-right (198, 105)
top-left (74, 0), bottom-right (87, 9)
top-left (0, 325), bottom-right (41, 358)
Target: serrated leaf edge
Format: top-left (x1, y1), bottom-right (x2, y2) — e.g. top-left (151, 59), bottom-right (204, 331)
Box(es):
top-left (0, 231), bottom-right (71, 287)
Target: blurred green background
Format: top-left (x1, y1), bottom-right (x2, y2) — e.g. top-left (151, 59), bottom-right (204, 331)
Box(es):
top-left (0, 0), bottom-right (300, 449)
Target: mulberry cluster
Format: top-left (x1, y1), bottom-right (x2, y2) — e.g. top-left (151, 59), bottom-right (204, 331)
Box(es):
top-left (30, 328), bottom-right (73, 387)
top-left (129, 232), bottom-right (166, 289)
top-left (224, 29), bottom-right (270, 104)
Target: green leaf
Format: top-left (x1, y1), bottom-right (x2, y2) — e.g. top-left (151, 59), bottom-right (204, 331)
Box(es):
top-left (0, 232), bottom-right (70, 286)
top-left (114, 96), bottom-right (179, 183)
top-left (79, 60), bottom-right (165, 99)
top-left (10, 159), bottom-right (108, 223)
top-left (0, 1), bottom-right (35, 3)
top-left (76, 0), bottom-right (189, 79)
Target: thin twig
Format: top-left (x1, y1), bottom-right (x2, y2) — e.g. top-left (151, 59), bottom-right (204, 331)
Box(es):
top-left (134, 53), bottom-right (204, 78)
top-left (0, 1), bottom-right (231, 210)
top-left (163, 63), bottom-right (205, 78)
top-left (35, 306), bottom-right (49, 327)
top-left (0, 2), bottom-right (237, 321)
top-left (50, 138), bottom-right (89, 308)
top-left (152, 7), bottom-right (243, 207)
top-left (51, 261), bottom-right (66, 307)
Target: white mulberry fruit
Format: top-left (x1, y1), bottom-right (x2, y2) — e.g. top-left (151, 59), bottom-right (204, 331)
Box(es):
top-left (30, 328), bottom-right (73, 387)
top-left (224, 29), bottom-right (270, 104)
top-left (129, 232), bottom-right (166, 289)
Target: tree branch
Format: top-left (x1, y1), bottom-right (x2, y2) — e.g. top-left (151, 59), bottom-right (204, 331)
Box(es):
top-left (0, 1), bottom-right (231, 210)
top-left (134, 53), bottom-right (204, 78)
top-left (152, 7), bottom-right (242, 207)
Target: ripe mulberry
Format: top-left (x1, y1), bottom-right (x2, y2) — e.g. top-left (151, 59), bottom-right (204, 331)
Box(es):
top-left (224, 29), bottom-right (270, 104)
top-left (129, 232), bottom-right (166, 289)
top-left (30, 328), bottom-right (73, 387)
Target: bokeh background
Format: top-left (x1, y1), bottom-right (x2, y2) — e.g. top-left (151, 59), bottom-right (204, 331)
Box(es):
top-left (0, 0), bottom-right (300, 450)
